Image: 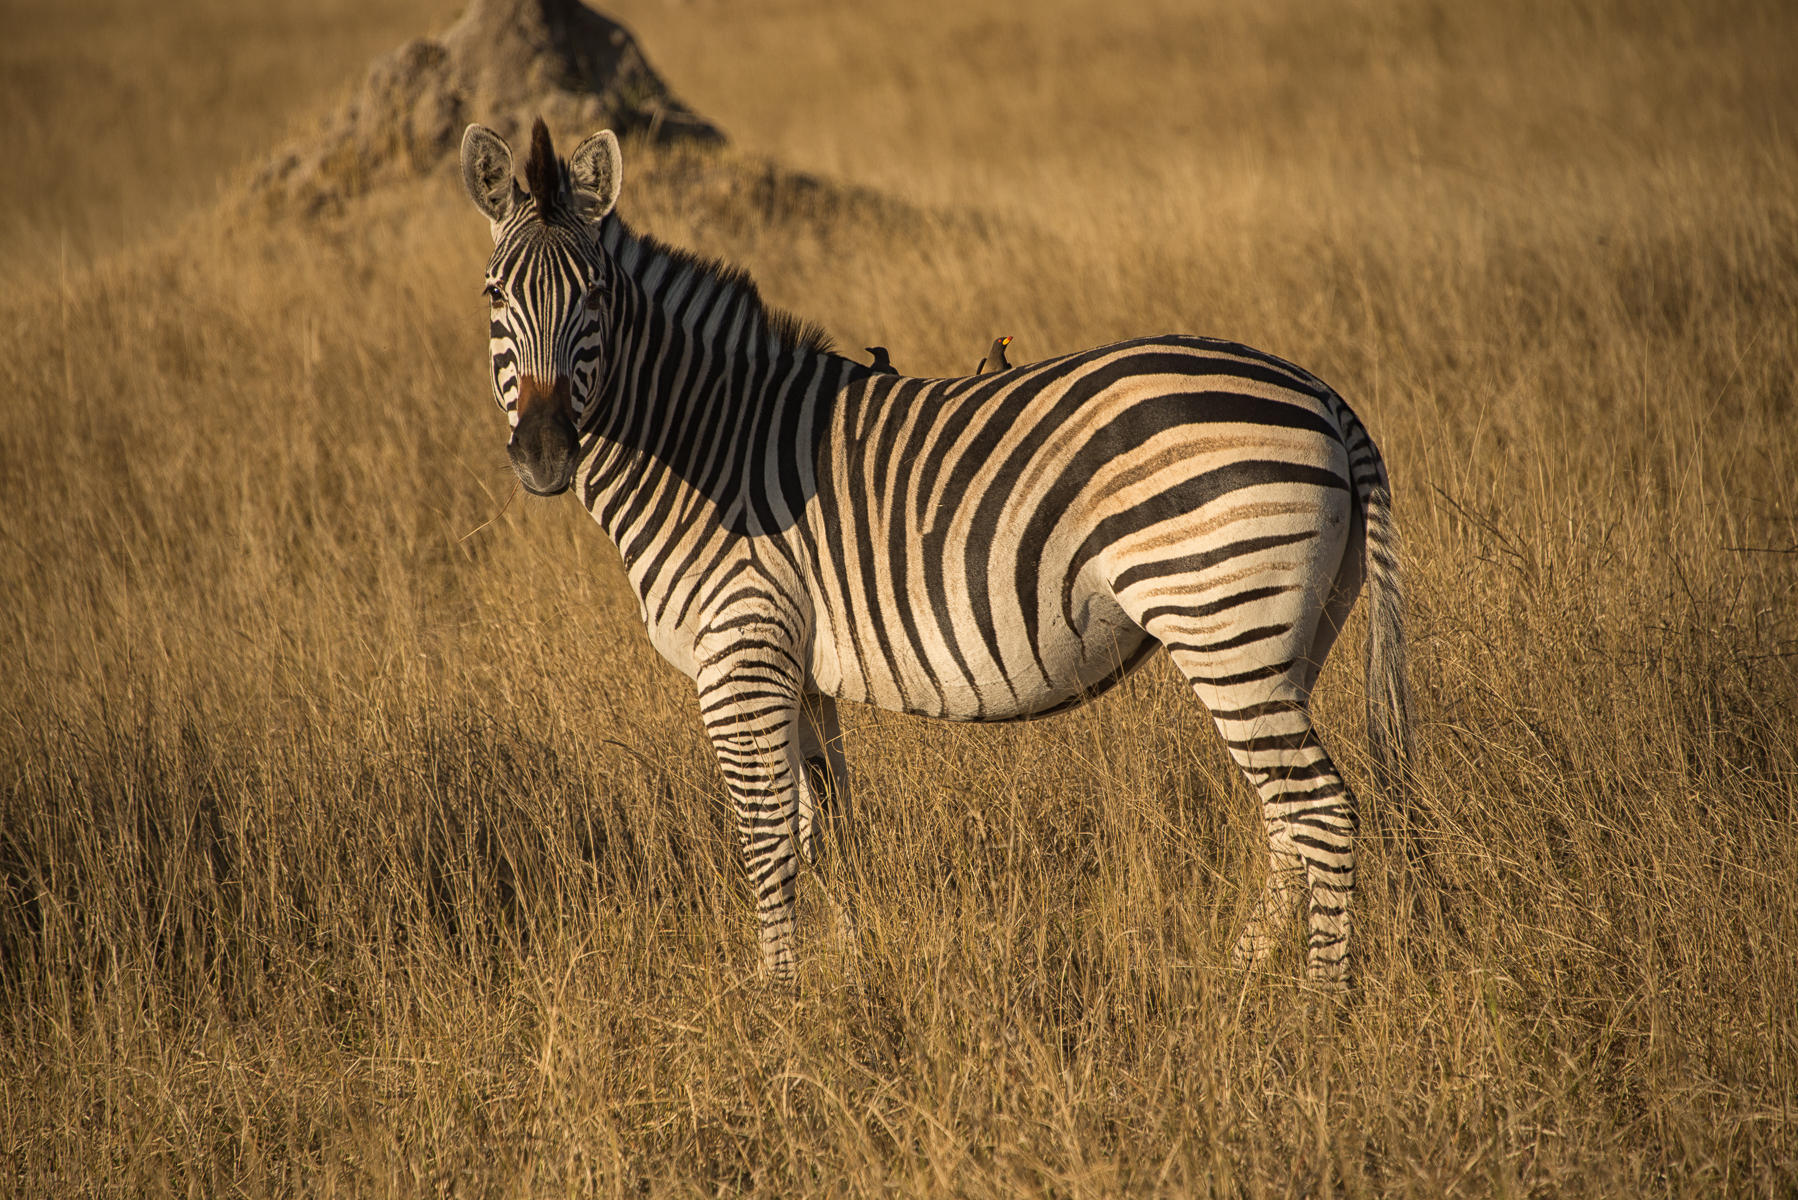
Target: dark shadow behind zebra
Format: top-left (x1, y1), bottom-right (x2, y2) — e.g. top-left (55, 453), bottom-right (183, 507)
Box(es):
top-left (457, 117), bottom-right (1420, 990)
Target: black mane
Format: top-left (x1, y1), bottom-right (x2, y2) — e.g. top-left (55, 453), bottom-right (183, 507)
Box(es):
top-left (513, 115), bottom-right (832, 358)
top-left (603, 213), bottom-right (835, 357)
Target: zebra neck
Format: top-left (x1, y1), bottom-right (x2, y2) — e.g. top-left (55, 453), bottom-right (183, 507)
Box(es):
top-left (577, 216), bottom-right (847, 550)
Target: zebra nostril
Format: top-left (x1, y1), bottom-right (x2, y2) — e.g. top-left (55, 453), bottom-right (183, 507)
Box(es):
top-left (507, 404), bottom-right (578, 496)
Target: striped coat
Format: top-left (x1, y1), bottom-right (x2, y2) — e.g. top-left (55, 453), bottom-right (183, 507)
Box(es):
top-left (460, 119), bottom-right (1412, 989)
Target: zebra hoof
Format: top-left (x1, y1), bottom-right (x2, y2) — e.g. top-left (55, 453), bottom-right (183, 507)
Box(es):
top-left (1302, 966), bottom-right (1356, 999)
top-left (757, 946), bottom-right (798, 987)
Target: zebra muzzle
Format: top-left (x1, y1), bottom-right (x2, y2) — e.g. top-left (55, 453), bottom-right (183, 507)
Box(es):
top-left (508, 380), bottom-right (579, 496)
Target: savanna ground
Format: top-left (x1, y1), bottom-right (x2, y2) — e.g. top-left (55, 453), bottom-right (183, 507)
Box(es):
top-left (3, 0), bottom-right (1797, 1194)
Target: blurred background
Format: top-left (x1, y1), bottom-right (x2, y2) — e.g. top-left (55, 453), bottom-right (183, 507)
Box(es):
top-left (2, 1), bottom-right (1795, 1195)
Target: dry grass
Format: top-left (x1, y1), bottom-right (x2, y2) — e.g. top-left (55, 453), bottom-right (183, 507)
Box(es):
top-left (3, 0), bottom-right (1797, 1195)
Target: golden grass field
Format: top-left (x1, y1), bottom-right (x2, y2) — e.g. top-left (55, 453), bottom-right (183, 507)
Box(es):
top-left (3, 0), bottom-right (1797, 1194)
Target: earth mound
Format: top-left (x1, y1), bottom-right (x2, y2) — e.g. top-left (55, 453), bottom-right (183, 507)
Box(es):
top-left (251, 0), bottom-right (724, 214)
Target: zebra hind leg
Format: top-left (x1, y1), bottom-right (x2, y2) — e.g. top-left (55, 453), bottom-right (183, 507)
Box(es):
top-left (796, 694), bottom-right (860, 942)
top-left (1163, 649), bottom-right (1360, 990)
top-left (1225, 724), bottom-right (1359, 989)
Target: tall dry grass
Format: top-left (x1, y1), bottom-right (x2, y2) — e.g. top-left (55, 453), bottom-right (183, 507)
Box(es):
top-left (2, 0), bottom-right (1796, 1195)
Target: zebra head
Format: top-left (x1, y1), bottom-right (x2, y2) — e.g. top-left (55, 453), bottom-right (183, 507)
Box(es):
top-left (460, 118), bottom-right (623, 496)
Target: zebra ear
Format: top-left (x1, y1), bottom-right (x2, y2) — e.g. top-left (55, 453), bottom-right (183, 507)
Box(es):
top-left (569, 130), bottom-right (623, 219)
top-left (461, 124), bottom-right (523, 224)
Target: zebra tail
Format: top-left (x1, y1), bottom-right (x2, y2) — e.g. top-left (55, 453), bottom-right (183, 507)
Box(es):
top-left (1347, 421), bottom-right (1414, 813)
top-left (1351, 424), bottom-right (1464, 939)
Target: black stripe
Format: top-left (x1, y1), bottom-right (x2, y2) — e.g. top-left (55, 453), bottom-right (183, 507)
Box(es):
top-left (1064, 460), bottom-right (1348, 632)
top-left (1113, 530), bottom-right (1319, 593)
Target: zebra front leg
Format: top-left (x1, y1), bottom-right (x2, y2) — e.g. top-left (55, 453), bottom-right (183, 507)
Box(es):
top-left (698, 668), bottom-right (806, 981)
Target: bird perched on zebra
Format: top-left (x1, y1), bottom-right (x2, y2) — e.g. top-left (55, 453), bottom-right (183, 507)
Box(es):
top-left (865, 346), bottom-right (895, 373)
top-left (977, 335), bottom-right (1013, 374)
top-left (458, 118), bottom-right (1414, 991)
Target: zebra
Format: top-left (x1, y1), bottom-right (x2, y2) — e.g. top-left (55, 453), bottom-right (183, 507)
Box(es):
top-left (458, 118), bottom-right (1413, 990)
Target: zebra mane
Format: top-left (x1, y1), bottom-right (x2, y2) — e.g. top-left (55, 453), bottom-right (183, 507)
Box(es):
top-left (598, 213), bottom-right (836, 358)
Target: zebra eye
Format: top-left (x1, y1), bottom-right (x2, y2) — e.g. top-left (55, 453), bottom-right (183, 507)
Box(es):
top-left (581, 285), bottom-right (604, 313)
top-left (485, 284), bottom-right (506, 310)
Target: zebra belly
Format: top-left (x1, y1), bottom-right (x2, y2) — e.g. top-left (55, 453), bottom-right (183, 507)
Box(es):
top-left (808, 584), bottom-right (1155, 722)
top-left (968, 619), bottom-right (1159, 723)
